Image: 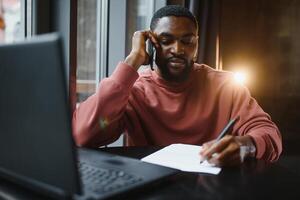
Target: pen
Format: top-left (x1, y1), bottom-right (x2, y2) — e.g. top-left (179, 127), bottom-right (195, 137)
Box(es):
top-left (200, 116), bottom-right (240, 164)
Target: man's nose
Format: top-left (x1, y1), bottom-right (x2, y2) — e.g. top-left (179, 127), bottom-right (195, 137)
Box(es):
top-left (170, 40), bottom-right (184, 55)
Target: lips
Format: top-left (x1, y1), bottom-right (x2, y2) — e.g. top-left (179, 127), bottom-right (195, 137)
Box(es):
top-left (168, 58), bottom-right (186, 71)
top-left (169, 58), bottom-right (185, 64)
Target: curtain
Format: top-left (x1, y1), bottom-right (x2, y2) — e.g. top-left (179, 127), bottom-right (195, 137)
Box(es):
top-left (69, 0), bottom-right (78, 115)
top-left (168, 0), bottom-right (222, 69)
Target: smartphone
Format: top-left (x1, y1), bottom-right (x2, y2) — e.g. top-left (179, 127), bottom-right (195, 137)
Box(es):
top-left (147, 40), bottom-right (154, 70)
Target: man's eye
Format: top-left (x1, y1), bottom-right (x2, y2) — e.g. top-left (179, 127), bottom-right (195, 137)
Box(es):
top-left (181, 38), bottom-right (194, 45)
top-left (160, 39), bottom-right (173, 45)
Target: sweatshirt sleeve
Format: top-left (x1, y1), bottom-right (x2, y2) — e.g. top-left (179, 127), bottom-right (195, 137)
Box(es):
top-left (231, 83), bottom-right (282, 162)
top-left (72, 62), bottom-right (139, 147)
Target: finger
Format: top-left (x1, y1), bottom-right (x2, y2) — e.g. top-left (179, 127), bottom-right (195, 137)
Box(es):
top-left (216, 141), bottom-right (240, 163)
top-left (132, 30), bottom-right (146, 39)
top-left (203, 140), bottom-right (216, 149)
top-left (216, 146), bottom-right (240, 166)
top-left (208, 149), bottom-right (241, 167)
top-left (199, 140), bottom-right (215, 155)
top-left (148, 31), bottom-right (160, 49)
top-left (206, 152), bottom-right (220, 165)
top-left (202, 135), bottom-right (233, 159)
top-left (131, 31), bottom-right (147, 50)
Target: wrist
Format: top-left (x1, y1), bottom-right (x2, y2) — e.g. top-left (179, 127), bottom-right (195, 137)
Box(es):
top-left (247, 137), bottom-right (257, 158)
top-left (124, 52), bottom-right (144, 71)
top-left (241, 142), bottom-right (256, 157)
top-left (236, 135), bottom-right (257, 162)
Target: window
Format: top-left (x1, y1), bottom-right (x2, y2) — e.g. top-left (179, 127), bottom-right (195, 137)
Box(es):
top-left (76, 0), bottom-right (97, 102)
top-left (0, 0), bottom-right (24, 43)
top-left (76, 0), bottom-right (109, 103)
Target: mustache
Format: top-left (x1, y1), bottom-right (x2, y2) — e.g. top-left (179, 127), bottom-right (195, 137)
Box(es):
top-left (167, 56), bottom-right (187, 63)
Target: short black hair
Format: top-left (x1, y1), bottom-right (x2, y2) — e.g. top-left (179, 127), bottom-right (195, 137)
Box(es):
top-left (150, 5), bottom-right (198, 31)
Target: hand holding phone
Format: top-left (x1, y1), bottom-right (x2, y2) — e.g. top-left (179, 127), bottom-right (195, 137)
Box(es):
top-left (125, 30), bottom-right (159, 70)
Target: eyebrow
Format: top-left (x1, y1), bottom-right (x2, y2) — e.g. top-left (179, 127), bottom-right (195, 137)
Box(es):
top-left (158, 32), bottom-right (196, 38)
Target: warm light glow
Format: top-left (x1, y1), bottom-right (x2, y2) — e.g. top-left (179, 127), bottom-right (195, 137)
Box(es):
top-left (234, 71), bottom-right (247, 84)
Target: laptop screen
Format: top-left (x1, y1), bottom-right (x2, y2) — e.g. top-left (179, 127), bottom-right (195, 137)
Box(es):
top-left (0, 34), bottom-right (81, 197)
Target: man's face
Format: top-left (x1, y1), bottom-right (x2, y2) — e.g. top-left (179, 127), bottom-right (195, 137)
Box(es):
top-left (153, 16), bottom-right (198, 82)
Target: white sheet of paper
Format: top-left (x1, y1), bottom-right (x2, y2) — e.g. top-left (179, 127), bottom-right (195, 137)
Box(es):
top-left (141, 143), bottom-right (221, 175)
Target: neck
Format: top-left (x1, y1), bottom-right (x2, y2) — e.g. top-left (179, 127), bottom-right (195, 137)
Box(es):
top-left (154, 64), bottom-right (193, 84)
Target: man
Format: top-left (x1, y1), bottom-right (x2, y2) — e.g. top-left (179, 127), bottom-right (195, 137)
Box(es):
top-left (73, 5), bottom-right (282, 166)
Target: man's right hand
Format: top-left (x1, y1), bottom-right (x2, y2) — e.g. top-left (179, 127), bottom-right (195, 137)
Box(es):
top-left (124, 30), bottom-right (160, 71)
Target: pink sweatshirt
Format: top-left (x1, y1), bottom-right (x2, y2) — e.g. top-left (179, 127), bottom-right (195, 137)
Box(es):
top-left (72, 62), bottom-right (282, 162)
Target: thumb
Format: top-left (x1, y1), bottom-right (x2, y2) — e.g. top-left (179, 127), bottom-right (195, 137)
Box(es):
top-left (142, 52), bottom-right (150, 65)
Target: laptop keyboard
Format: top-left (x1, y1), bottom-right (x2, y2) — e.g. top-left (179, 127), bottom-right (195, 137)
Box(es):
top-left (78, 161), bottom-right (143, 195)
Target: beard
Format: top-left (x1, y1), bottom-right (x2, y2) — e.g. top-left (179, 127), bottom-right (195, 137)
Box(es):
top-left (155, 56), bottom-right (194, 83)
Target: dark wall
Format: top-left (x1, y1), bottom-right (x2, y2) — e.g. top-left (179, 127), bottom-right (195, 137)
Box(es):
top-left (220, 0), bottom-right (300, 139)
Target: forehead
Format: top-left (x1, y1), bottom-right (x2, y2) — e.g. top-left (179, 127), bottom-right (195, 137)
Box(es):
top-left (153, 16), bottom-right (197, 36)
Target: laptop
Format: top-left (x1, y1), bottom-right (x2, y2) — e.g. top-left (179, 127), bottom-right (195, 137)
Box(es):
top-left (0, 34), bottom-right (177, 199)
